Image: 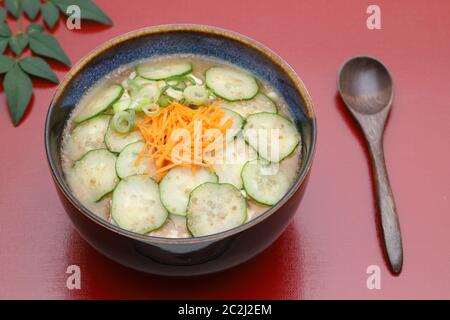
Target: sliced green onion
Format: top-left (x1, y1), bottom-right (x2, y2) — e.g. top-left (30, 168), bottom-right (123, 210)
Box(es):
top-left (129, 84), bottom-right (160, 111)
top-left (171, 81), bottom-right (186, 91)
top-left (128, 71), bottom-right (137, 79)
top-left (167, 79), bottom-right (187, 91)
top-left (127, 78), bottom-right (141, 96)
top-left (160, 84), bottom-right (170, 94)
top-left (158, 94), bottom-right (173, 107)
top-left (166, 87), bottom-right (184, 100)
top-left (183, 85), bottom-right (208, 105)
top-left (166, 74), bottom-right (194, 83)
top-left (113, 98), bottom-right (131, 114)
top-left (142, 103), bottom-right (160, 116)
top-left (187, 74), bottom-right (202, 85)
top-left (111, 110), bottom-right (135, 133)
top-left (184, 75), bottom-right (196, 85)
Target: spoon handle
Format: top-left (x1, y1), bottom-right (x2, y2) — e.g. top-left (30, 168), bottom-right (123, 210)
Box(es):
top-left (368, 138), bottom-right (403, 274)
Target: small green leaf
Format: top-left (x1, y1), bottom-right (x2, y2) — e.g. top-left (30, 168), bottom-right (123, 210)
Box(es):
top-left (28, 32), bottom-right (71, 66)
top-left (26, 23), bottom-right (45, 35)
top-left (19, 56), bottom-right (59, 83)
top-left (0, 54), bottom-right (15, 74)
top-left (5, 0), bottom-right (20, 19)
top-left (42, 2), bottom-right (61, 28)
top-left (0, 38), bottom-right (9, 53)
top-left (0, 7), bottom-right (7, 22)
top-left (0, 23), bottom-right (12, 38)
top-left (4, 64), bottom-right (33, 126)
top-left (9, 34), bottom-right (29, 56)
top-left (22, 0), bottom-right (42, 20)
top-left (55, 0), bottom-right (112, 25)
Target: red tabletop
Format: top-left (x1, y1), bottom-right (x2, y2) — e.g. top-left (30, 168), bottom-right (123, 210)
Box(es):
top-left (0, 0), bottom-right (449, 299)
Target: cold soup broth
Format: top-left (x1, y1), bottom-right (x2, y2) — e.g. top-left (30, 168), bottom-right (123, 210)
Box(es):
top-left (61, 55), bottom-right (302, 238)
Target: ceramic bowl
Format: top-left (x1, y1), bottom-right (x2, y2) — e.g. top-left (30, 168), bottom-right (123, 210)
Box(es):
top-left (45, 25), bottom-right (317, 276)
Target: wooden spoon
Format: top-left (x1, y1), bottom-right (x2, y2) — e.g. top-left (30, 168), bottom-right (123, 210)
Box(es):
top-left (337, 56), bottom-right (403, 274)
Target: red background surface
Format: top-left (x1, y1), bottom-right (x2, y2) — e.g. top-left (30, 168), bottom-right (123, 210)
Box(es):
top-left (0, 0), bottom-right (449, 299)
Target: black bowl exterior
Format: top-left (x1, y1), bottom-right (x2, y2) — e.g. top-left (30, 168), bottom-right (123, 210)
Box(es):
top-left (53, 173), bottom-right (309, 276)
top-left (45, 25), bottom-right (317, 276)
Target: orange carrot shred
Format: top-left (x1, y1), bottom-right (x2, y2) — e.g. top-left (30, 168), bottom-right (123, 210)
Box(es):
top-left (135, 101), bottom-right (230, 181)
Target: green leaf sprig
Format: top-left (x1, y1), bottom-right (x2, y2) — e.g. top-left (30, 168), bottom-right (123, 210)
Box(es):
top-left (0, 0), bottom-right (112, 126)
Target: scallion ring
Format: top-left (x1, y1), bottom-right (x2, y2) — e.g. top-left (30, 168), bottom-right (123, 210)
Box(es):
top-left (183, 85), bottom-right (208, 106)
top-left (111, 110), bottom-right (135, 133)
top-left (158, 94), bottom-right (173, 107)
top-left (171, 81), bottom-right (186, 91)
top-left (127, 78), bottom-right (140, 96)
top-left (142, 103), bottom-right (160, 116)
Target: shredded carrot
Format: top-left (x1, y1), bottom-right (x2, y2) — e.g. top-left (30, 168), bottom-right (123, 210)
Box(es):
top-left (134, 101), bottom-right (232, 181)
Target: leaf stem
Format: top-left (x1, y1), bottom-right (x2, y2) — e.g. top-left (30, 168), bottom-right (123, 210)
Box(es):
top-left (17, 0), bottom-right (23, 34)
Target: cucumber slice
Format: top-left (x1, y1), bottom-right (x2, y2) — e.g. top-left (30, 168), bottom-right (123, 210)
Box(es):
top-left (70, 149), bottom-right (119, 203)
top-left (219, 93), bottom-right (277, 118)
top-left (111, 175), bottom-right (168, 234)
top-left (186, 182), bottom-right (247, 237)
top-left (74, 85), bottom-right (124, 123)
top-left (133, 76), bottom-right (156, 86)
top-left (105, 117), bottom-right (143, 153)
top-left (205, 67), bottom-right (258, 101)
top-left (242, 112), bottom-right (300, 162)
top-left (137, 61), bottom-right (192, 80)
top-left (220, 108), bottom-right (244, 141)
top-left (66, 115), bottom-right (111, 161)
top-left (211, 138), bottom-right (257, 189)
top-left (241, 160), bottom-right (291, 206)
top-left (149, 214), bottom-right (191, 238)
top-left (159, 167), bottom-right (218, 216)
top-left (116, 141), bottom-right (155, 179)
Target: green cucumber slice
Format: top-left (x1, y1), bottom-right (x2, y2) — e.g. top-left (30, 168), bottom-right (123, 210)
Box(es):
top-left (66, 115), bottom-right (111, 161)
top-left (220, 108), bottom-right (244, 141)
top-left (116, 141), bottom-right (155, 179)
top-left (186, 182), bottom-right (247, 237)
top-left (241, 159), bottom-right (291, 206)
top-left (219, 93), bottom-right (277, 118)
top-left (137, 61), bottom-right (192, 80)
top-left (211, 138), bottom-right (257, 189)
top-left (149, 214), bottom-right (191, 238)
top-left (159, 167), bottom-right (218, 216)
top-left (104, 117), bottom-right (143, 153)
top-left (74, 84), bottom-right (123, 123)
top-left (242, 112), bottom-right (300, 162)
top-left (111, 175), bottom-right (168, 234)
top-left (70, 149), bottom-right (119, 203)
top-left (133, 76), bottom-right (157, 86)
top-left (205, 66), bottom-right (258, 101)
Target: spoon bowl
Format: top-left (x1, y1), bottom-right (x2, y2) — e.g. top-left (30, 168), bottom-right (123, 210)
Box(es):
top-left (338, 56), bottom-right (393, 115)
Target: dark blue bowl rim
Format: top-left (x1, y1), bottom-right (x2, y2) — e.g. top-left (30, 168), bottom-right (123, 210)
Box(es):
top-left (44, 24), bottom-right (317, 244)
